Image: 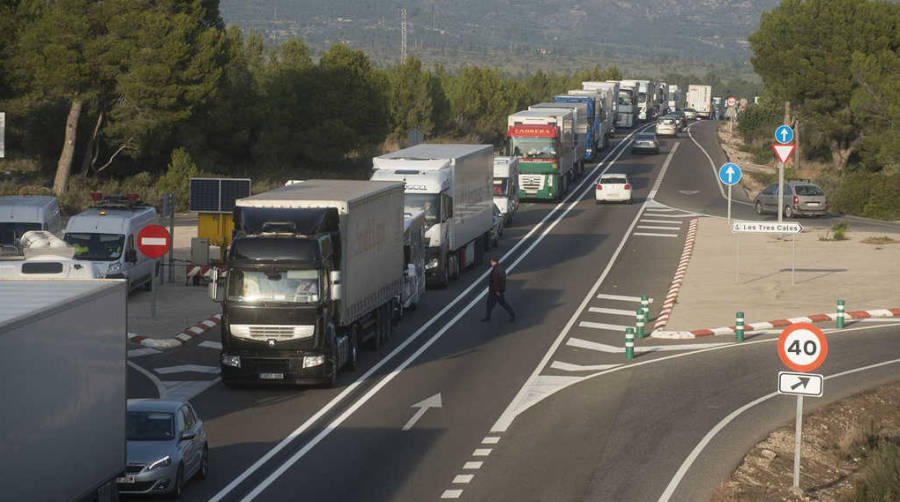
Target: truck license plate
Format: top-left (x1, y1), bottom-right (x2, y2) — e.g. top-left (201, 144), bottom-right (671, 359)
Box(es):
top-left (259, 372), bottom-right (284, 380)
top-left (116, 477), bottom-right (135, 484)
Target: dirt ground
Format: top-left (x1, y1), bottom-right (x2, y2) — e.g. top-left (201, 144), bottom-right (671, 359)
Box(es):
top-left (712, 380), bottom-right (900, 501)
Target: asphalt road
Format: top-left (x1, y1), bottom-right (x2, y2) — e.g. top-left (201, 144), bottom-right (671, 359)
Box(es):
top-left (124, 120), bottom-right (899, 502)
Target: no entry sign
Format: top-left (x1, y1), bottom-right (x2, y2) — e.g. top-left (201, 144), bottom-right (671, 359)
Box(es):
top-left (137, 224), bottom-right (171, 259)
top-left (778, 323), bottom-right (828, 372)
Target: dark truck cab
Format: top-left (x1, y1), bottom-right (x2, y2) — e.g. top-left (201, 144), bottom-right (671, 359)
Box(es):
top-left (210, 180), bottom-right (404, 386)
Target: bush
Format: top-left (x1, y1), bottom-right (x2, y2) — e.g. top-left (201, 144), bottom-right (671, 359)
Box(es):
top-left (737, 103), bottom-right (781, 142)
top-left (830, 172), bottom-right (900, 220)
top-left (852, 440), bottom-right (900, 501)
top-left (156, 148), bottom-right (203, 212)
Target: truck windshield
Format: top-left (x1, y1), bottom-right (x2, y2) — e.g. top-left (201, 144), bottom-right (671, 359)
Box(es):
top-left (227, 268), bottom-right (320, 303)
top-left (618, 92), bottom-right (633, 106)
top-left (0, 222), bottom-right (41, 246)
top-left (127, 412), bottom-right (175, 441)
top-left (510, 137), bottom-right (557, 160)
top-left (404, 194), bottom-right (441, 225)
top-left (638, 92), bottom-right (648, 104)
top-left (64, 232), bottom-right (125, 261)
top-left (493, 179), bottom-right (509, 196)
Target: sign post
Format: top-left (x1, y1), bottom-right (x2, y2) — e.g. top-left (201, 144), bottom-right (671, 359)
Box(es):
top-left (0, 112), bottom-right (5, 159)
top-left (777, 323), bottom-right (828, 493)
top-left (138, 224), bottom-right (172, 318)
top-left (718, 162), bottom-right (742, 225)
top-left (732, 221), bottom-right (802, 283)
top-left (773, 126), bottom-right (795, 224)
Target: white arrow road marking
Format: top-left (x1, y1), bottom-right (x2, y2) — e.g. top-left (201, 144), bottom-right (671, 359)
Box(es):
top-left (155, 364), bottom-right (221, 375)
top-left (402, 393), bottom-right (442, 431)
top-left (140, 237), bottom-right (167, 246)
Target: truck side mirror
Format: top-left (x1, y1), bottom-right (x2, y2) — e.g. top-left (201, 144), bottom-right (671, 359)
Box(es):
top-left (125, 249), bottom-right (137, 263)
top-left (330, 270), bottom-right (342, 301)
top-left (208, 269), bottom-right (222, 302)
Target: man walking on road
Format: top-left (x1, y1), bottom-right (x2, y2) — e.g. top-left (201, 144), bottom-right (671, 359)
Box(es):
top-left (481, 257), bottom-right (515, 323)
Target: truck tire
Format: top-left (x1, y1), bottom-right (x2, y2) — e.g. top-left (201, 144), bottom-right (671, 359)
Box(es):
top-left (325, 344), bottom-right (339, 387)
top-left (449, 253), bottom-right (460, 280)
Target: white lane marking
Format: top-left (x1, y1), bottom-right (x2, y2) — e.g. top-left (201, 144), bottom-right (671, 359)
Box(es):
top-left (595, 294), bottom-right (653, 303)
top-left (657, 356), bottom-right (900, 502)
top-left (473, 448), bottom-right (492, 457)
top-left (686, 124), bottom-right (753, 207)
top-left (402, 393), bottom-right (442, 431)
top-left (441, 489), bottom-right (463, 499)
top-left (579, 321), bottom-right (631, 332)
top-left (128, 361), bottom-right (167, 399)
top-left (164, 379), bottom-right (222, 402)
top-left (463, 461), bottom-right (484, 470)
top-left (222, 125), bottom-right (657, 502)
top-left (645, 208), bottom-right (678, 213)
top-left (491, 136), bottom-right (672, 433)
top-left (127, 348), bottom-right (161, 358)
top-left (140, 237), bottom-right (167, 246)
top-left (633, 232), bottom-right (679, 238)
top-left (550, 361), bottom-right (621, 372)
top-left (635, 213), bottom-right (696, 218)
top-left (567, 337), bottom-right (731, 353)
top-left (588, 307), bottom-right (637, 316)
top-left (154, 364), bottom-right (221, 375)
top-left (637, 225), bottom-right (682, 231)
top-left (648, 142), bottom-right (680, 200)
top-left (482, 437), bottom-right (500, 445)
top-left (199, 340), bottom-right (223, 350)
top-left (641, 218), bottom-right (684, 224)
top-left (453, 474), bottom-right (474, 484)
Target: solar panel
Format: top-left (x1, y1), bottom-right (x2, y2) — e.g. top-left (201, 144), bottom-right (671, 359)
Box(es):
top-left (190, 178), bottom-right (251, 213)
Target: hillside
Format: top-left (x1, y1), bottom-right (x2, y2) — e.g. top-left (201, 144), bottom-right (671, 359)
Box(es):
top-left (220, 0), bottom-right (779, 70)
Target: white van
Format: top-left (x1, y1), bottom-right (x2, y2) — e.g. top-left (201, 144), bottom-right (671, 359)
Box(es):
top-left (63, 195), bottom-right (159, 291)
top-left (0, 195), bottom-right (63, 255)
top-left (0, 231), bottom-right (100, 280)
top-left (492, 156), bottom-right (519, 224)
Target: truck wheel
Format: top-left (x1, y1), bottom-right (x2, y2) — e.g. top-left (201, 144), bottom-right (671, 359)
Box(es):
top-left (325, 345), bottom-right (339, 387)
top-left (449, 254), bottom-right (460, 280)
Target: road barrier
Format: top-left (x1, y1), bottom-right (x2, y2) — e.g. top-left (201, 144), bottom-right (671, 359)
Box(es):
top-left (636, 308), bottom-right (646, 338)
top-left (836, 300), bottom-right (845, 328)
top-left (736, 312), bottom-right (744, 342)
top-left (625, 328), bottom-right (635, 360)
top-left (641, 295), bottom-right (650, 318)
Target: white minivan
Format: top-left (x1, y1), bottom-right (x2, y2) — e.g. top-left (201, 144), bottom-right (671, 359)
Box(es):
top-left (492, 156), bottom-right (519, 224)
top-left (0, 195), bottom-right (63, 255)
top-left (63, 195), bottom-right (160, 291)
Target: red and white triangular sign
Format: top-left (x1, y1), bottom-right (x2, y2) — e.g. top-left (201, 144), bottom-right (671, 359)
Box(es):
top-left (772, 143), bottom-right (796, 164)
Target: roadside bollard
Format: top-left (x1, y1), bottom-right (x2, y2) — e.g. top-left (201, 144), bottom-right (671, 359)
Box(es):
top-left (636, 308), bottom-right (645, 338)
top-left (837, 300), bottom-right (845, 329)
top-left (736, 312), bottom-right (744, 342)
top-left (625, 328), bottom-right (635, 360)
top-left (641, 295), bottom-right (650, 318)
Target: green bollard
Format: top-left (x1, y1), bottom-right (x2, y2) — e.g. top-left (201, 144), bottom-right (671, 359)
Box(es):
top-left (625, 327), bottom-right (635, 360)
top-left (837, 300), bottom-right (845, 329)
top-left (636, 308), bottom-right (645, 338)
top-left (641, 295), bottom-right (650, 319)
top-left (736, 312), bottom-right (744, 342)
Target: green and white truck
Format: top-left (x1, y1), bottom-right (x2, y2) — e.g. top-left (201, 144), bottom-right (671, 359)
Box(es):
top-left (507, 109), bottom-right (575, 201)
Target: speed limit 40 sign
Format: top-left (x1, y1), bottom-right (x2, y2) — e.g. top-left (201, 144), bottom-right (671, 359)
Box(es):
top-left (778, 323), bottom-right (828, 372)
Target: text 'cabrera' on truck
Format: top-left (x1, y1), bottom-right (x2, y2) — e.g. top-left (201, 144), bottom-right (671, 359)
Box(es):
top-left (211, 180), bottom-right (405, 387)
top-left (371, 144), bottom-right (494, 288)
top-left (507, 109), bottom-right (576, 202)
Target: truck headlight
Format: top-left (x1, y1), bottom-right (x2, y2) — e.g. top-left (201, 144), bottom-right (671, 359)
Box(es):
top-left (303, 355), bottom-right (325, 368)
top-left (221, 354), bottom-right (241, 368)
top-left (106, 261), bottom-right (123, 275)
top-left (147, 456), bottom-right (171, 472)
top-left (425, 257), bottom-right (439, 270)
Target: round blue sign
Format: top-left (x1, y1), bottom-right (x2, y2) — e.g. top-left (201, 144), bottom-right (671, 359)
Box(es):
top-left (775, 125), bottom-right (794, 144)
top-left (718, 163), bottom-right (742, 186)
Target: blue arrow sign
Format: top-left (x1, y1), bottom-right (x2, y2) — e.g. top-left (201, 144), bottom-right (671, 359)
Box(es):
top-left (775, 125), bottom-right (794, 144)
top-left (718, 163), bottom-right (742, 186)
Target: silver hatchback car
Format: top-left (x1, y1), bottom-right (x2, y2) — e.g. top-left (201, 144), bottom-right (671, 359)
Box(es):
top-left (754, 180), bottom-right (827, 218)
top-left (118, 399), bottom-right (208, 498)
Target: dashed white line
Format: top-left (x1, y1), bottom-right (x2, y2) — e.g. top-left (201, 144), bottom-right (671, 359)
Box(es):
top-left (482, 437), bottom-right (500, 445)
top-left (453, 474), bottom-right (474, 484)
top-left (641, 218), bottom-right (683, 224)
top-left (472, 448), bottom-right (492, 457)
top-left (633, 232), bottom-right (679, 237)
top-left (441, 489), bottom-right (463, 499)
top-left (463, 461), bottom-right (483, 470)
top-left (637, 225), bottom-right (682, 231)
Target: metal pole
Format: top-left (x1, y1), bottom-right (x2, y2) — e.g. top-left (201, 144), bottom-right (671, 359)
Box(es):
top-left (151, 268), bottom-right (158, 318)
top-left (777, 160), bottom-right (784, 224)
top-left (735, 232), bottom-right (740, 283)
top-left (792, 395), bottom-right (804, 491)
top-left (791, 233), bottom-right (796, 285)
top-left (167, 194), bottom-right (175, 283)
top-left (727, 185), bottom-right (732, 225)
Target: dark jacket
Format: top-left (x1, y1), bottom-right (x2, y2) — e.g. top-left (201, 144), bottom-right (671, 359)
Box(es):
top-left (488, 266), bottom-right (507, 293)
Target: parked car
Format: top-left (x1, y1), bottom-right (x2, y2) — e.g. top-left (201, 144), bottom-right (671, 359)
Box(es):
top-left (683, 108), bottom-right (698, 120)
top-left (631, 132), bottom-right (660, 154)
top-left (668, 110), bottom-right (687, 130)
top-left (595, 174), bottom-right (632, 204)
top-left (118, 399), bottom-right (208, 498)
top-left (655, 116), bottom-right (678, 137)
top-left (489, 204), bottom-right (504, 248)
top-left (754, 180), bottom-right (827, 218)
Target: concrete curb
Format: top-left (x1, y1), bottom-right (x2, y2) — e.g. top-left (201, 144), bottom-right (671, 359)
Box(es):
top-left (651, 308), bottom-right (900, 339)
top-left (128, 314), bottom-right (222, 348)
top-left (653, 218), bottom-right (699, 331)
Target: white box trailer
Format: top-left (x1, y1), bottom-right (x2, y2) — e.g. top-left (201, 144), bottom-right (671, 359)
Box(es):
top-left (668, 84), bottom-right (681, 111)
top-left (372, 144), bottom-right (494, 286)
top-left (530, 102), bottom-right (587, 174)
top-left (0, 280), bottom-right (126, 502)
top-left (605, 80), bottom-right (636, 128)
top-left (573, 84), bottom-right (617, 137)
top-left (687, 84), bottom-right (713, 118)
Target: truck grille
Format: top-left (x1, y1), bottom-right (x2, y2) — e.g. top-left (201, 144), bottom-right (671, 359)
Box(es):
top-left (230, 324), bottom-right (314, 341)
top-left (125, 464), bottom-right (145, 474)
top-left (520, 175), bottom-right (545, 192)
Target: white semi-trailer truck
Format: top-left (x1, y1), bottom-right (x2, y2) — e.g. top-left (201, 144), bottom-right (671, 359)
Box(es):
top-left (687, 84), bottom-right (713, 119)
top-left (372, 144), bottom-right (494, 288)
top-left (576, 81), bottom-right (618, 137)
top-left (1, 279), bottom-right (127, 502)
top-left (606, 80), bottom-right (636, 128)
top-left (668, 84), bottom-right (681, 111)
top-left (530, 102), bottom-right (587, 176)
